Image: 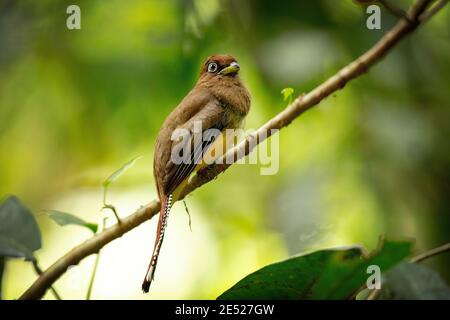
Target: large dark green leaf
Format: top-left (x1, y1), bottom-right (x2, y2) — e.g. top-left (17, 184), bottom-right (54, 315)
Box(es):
top-left (380, 262), bottom-right (450, 300)
top-left (0, 196), bottom-right (41, 261)
top-left (218, 240), bottom-right (412, 300)
top-left (46, 210), bottom-right (98, 233)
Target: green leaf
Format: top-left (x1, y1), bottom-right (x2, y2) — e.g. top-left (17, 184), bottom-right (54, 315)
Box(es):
top-left (102, 156), bottom-right (142, 211)
top-left (0, 196), bottom-right (41, 261)
top-left (281, 87), bottom-right (294, 102)
top-left (380, 262), bottom-right (450, 300)
top-left (46, 210), bottom-right (98, 233)
top-left (355, 287), bottom-right (370, 300)
top-left (103, 156), bottom-right (142, 188)
top-left (217, 240), bottom-right (412, 300)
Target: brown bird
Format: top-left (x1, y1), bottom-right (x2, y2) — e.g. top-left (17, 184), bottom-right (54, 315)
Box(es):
top-left (142, 54), bottom-right (251, 293)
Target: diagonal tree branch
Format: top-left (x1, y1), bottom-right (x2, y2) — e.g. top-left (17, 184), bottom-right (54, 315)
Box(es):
top-left (419, 0), bottom-right (449, 21)
top-left (31, 260), bottom-right (61, 300)
top-left (410, 242), bottom-right (450, 263)
top-left (19, 0), bottom-right (445, 300)
top-left (379, 0), bottom-right (411, 21)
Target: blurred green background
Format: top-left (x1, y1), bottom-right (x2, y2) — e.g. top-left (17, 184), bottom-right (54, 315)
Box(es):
top-left (1, 0), bottom-right (449, 299)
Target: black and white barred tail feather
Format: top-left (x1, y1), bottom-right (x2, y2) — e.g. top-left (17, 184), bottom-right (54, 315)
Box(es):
top-left (142, 194), bottom-right (173, 293)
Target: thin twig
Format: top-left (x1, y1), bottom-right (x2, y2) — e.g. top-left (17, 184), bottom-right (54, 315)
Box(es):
top-left (183, 200), bottom-right (193, 232)
top-left (102, 188), bottom-right (121, 223)
top-left (85, 253), bottom-right (100, 300)
top-left (409, 0), bottom-right (435, 20)
top-left (19, 0), bottom-right (440, 300)
top-left (410, 242), bottom-right (450, 263)
top-left (379, 0), bottom-right (411, 21)
top-left (419, 0), bottom-right (449, 21)
top-left (85, 217), bottom-right (107, 300)
top-left (101, 204), bottom-right (121, 224)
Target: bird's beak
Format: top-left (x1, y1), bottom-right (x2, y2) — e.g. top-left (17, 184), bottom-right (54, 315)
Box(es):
top-left (219, 62), bottom-right (240, 75)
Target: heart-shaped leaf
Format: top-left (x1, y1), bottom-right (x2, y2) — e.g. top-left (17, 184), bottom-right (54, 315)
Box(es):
top-left (46, 210), bottom-right (98, 233)
top-left (217, 240), bottom-right (412, 300)
top-left (0, 196), bottom-right (41, 261)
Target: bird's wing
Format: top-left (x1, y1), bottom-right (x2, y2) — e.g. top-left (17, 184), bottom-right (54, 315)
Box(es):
top-left (163, 100), bottom-right (224, 194)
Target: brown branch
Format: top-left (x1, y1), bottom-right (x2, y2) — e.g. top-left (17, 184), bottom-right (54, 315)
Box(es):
top-left (410, 0), bottom-right (435, 19)
top-left (31, 260), bottom-right (62, 300)
top-left (19, 0), bottom-right (444, 300)
top-left (411, 242), bottom-right (450, 263)
top-left (379, 0), bottom-right (411, 21)
top-left (419, 0), bottom-right (449, 21)
top-left (21, 201), bottom-right (160, 300)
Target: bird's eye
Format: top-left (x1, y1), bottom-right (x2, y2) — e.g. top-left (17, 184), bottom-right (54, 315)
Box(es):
top-left (207, 62), bottom-right (218, 73)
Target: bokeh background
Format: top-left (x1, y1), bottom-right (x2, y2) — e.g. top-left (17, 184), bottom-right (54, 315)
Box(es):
top-left (1, 0), bottom-right (449, 299)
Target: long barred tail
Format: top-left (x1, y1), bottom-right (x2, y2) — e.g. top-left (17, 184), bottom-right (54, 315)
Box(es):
top-left (142, 194), bottom-right (173, 293)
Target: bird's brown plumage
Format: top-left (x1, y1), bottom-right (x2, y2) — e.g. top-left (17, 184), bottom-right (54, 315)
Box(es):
top-left (142, 54), bottom-right (251, 293)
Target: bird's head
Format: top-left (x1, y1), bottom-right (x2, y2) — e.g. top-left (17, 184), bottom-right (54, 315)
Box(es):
top-left (199, 54), bottom-right (241, 79)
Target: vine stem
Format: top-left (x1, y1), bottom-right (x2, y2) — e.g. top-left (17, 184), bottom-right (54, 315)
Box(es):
top-left (85, 217), bottom-right (107, 300)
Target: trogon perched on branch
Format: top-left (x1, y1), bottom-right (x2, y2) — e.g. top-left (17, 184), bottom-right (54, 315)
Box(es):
top-left (142, 54), bottom-right (251, 293)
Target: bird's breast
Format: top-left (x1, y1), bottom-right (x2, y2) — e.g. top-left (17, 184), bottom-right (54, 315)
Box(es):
top-left (201, 77), bottom-right (251, 117)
